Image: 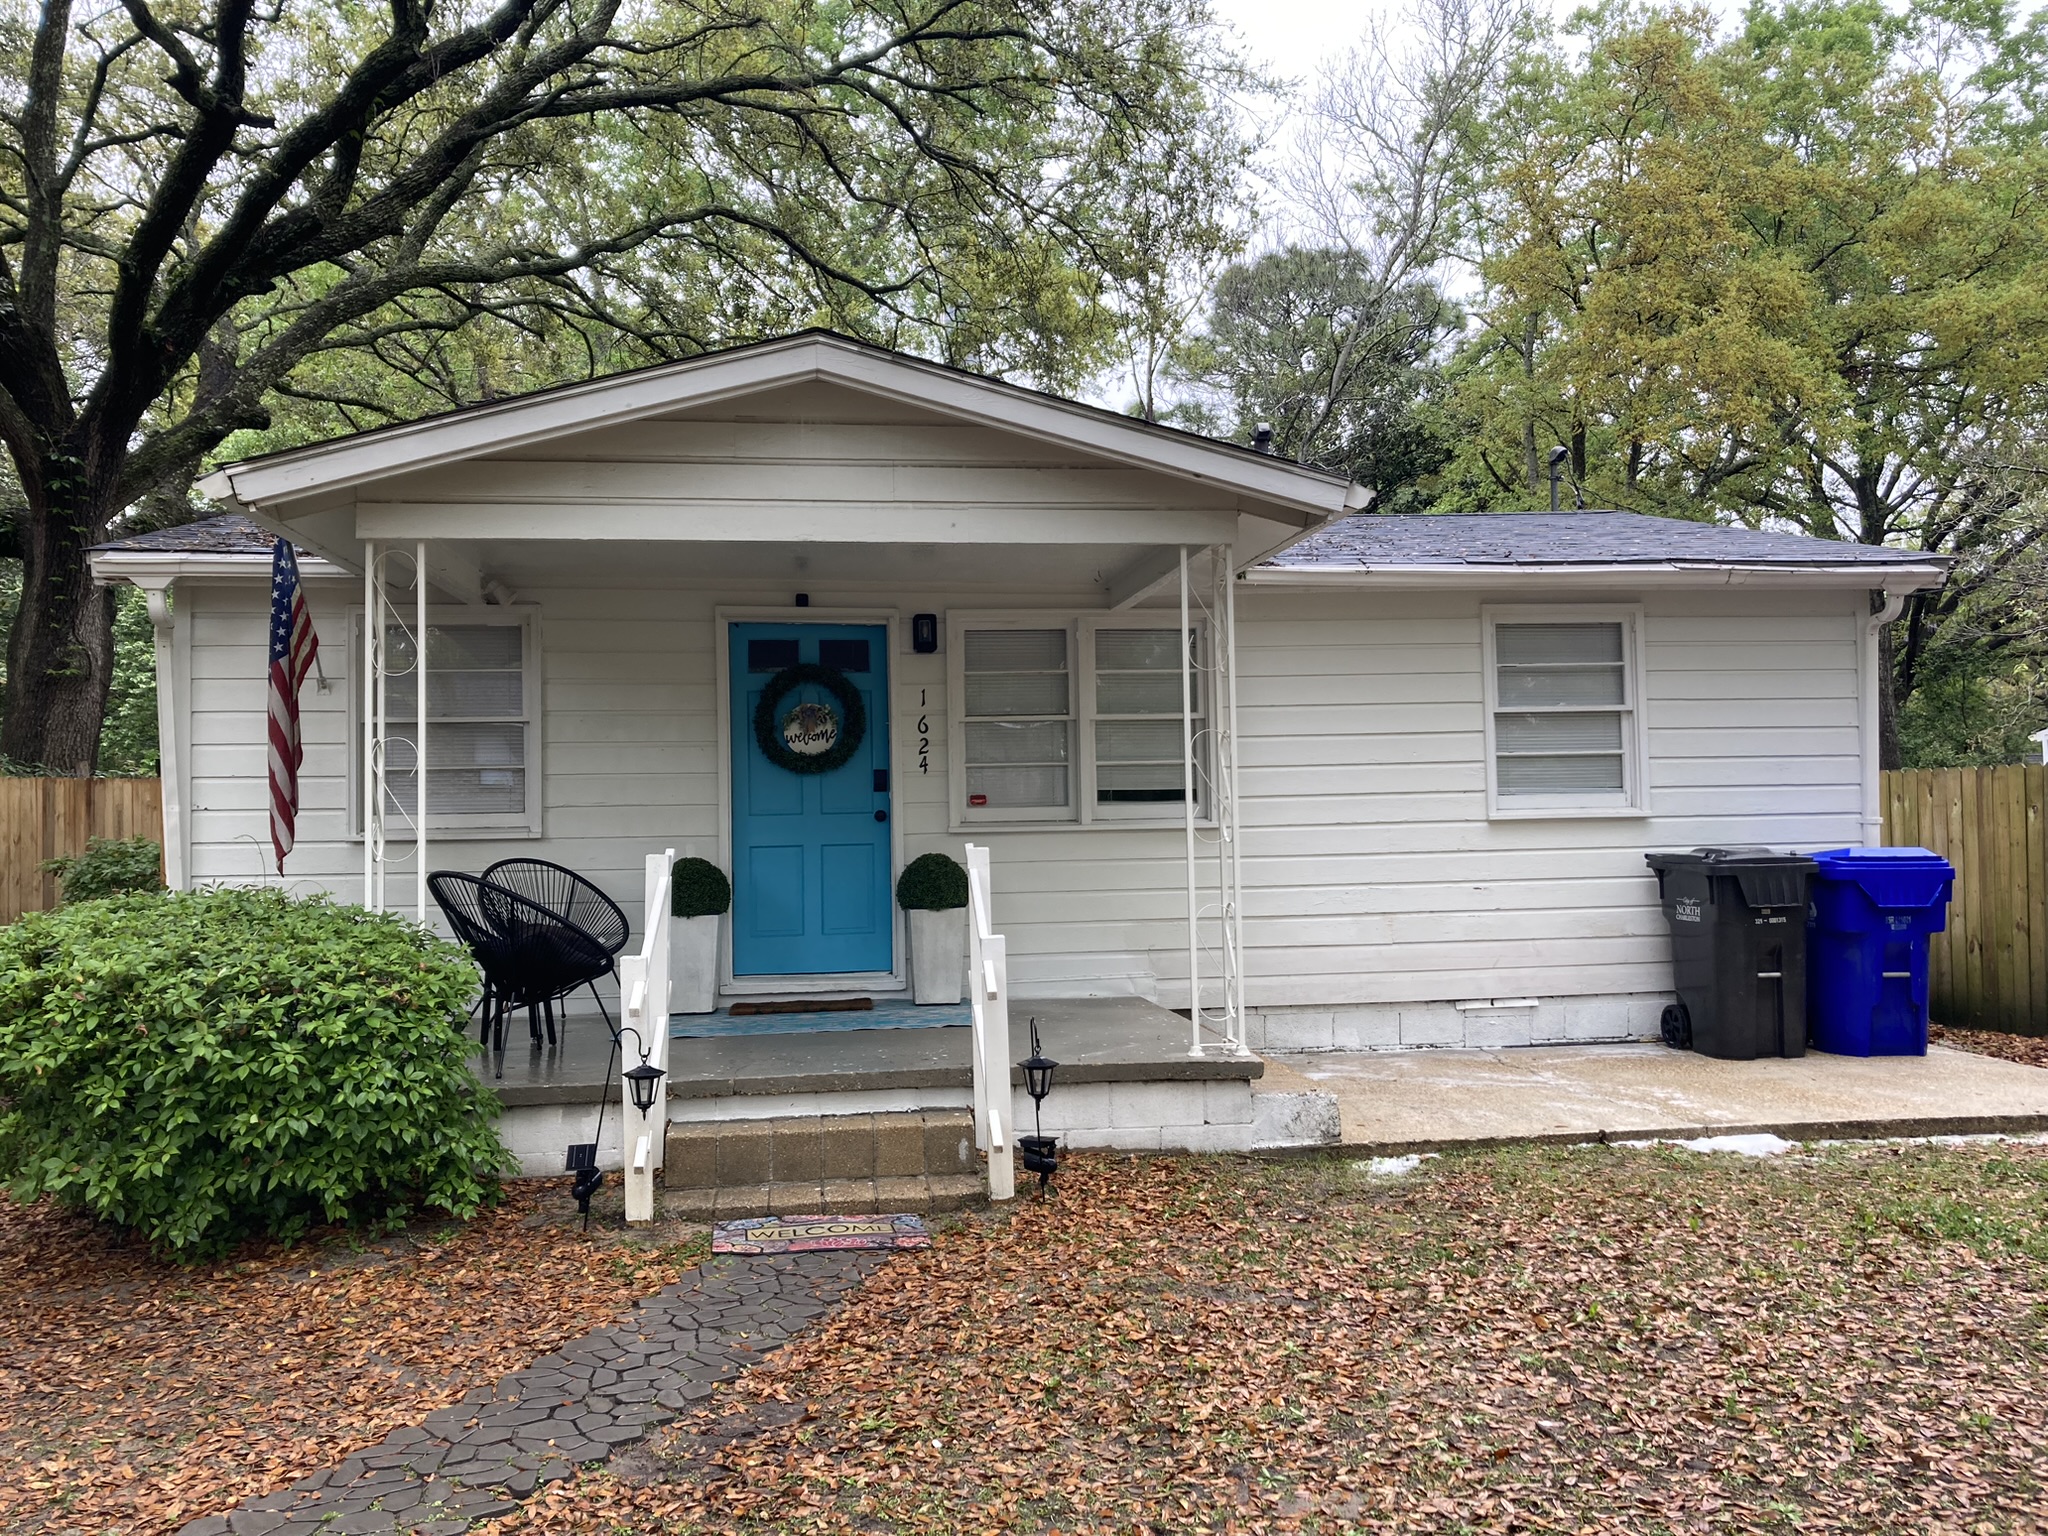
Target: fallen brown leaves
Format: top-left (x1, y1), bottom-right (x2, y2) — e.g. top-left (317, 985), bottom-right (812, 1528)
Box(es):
top-left (0, 1179), bottom-right (702, 1536)
top-left (497, 1143), bottom-right (2048, 1536)
top-left (1934, 1025), bottom-right (2048, 1069)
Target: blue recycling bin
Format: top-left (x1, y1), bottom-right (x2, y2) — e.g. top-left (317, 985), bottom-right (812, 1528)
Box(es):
top-left (1806, 847), bottom-right (1954, 1055)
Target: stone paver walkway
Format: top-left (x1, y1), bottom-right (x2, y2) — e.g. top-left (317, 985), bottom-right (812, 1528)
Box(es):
top-left (180, 1250), bottom-right (884, 1536)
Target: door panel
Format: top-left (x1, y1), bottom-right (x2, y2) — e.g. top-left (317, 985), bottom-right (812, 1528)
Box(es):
top-left (730, 622), bottom-right (892, 976)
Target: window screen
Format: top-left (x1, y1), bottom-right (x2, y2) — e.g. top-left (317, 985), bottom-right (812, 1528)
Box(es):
top-left (961, 628), bottom-right (1071, 811)
top-left (1094, 628), bottom-right (1198, 805)
top-left (373, 623), bottom-right (530, 820)
top-left (1492, 621), bottom-right (1628, 795)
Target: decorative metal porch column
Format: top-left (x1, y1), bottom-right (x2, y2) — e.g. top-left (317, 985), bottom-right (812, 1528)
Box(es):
top-left (360, 540), bottom-right (429, 921)
top-left (1180, 544), bottom-right (1249, 1057)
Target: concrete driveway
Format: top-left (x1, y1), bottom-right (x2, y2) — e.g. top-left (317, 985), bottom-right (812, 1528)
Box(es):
top-left (1264, 1043), bottom-right (2048, 1152)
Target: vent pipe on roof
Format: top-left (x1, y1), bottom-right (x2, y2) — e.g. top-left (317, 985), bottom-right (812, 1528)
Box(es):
top-left (1251, 422), bottom-right (1274, 455)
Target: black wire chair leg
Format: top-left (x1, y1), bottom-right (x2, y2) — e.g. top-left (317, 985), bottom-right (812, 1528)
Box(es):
top-left (586, 980), bottom-right (618, 1042)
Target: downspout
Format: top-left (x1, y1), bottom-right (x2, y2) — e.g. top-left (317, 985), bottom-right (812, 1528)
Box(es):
top-left (1861, 588), bottom-right (1908, 848)
top-left (136, 578), bottom-right (188, 890)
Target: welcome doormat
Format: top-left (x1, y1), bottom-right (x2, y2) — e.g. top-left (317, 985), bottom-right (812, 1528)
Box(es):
top-left (711, 1213), bottom-right (932, 1255)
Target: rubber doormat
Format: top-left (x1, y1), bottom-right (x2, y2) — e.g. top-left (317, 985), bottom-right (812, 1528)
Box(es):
top-left (712, 1213), bottom-right (932, 1254)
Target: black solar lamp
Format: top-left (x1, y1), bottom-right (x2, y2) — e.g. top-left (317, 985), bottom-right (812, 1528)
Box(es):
top-left (1017, 1018), bottom-right (1060, 1197)
top-left (625, 1056), bottom-right (665, 1116)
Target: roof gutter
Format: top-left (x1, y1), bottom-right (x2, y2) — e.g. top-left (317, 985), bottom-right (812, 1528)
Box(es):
top-left (1243, 561), bottom-right (1949, 592)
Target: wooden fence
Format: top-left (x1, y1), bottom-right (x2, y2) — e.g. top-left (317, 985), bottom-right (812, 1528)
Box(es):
top-left (0, 777), bottom-right (165, 924)
top-left (1882, 765), bottom-right (2047, 1034)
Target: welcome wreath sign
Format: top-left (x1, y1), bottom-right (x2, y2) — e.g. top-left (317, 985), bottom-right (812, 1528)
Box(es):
top-left (753, 664), bottom-right (866, 775)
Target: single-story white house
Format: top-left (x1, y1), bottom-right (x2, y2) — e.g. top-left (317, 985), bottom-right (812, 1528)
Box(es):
top-left (90, 333), bottom-right (1947, 1167)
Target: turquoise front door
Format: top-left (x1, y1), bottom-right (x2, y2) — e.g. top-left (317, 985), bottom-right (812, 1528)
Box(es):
top-left (729, 623), bottom-right (893, 976)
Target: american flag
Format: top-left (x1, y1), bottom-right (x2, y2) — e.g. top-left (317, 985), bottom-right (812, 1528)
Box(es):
top-left (268, 537), bottom-right (319, 873)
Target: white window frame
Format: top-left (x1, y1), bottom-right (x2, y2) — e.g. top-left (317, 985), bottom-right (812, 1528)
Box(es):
top-left (1482, 603), bottom-right (1649, 820)
top-left (946, 611), bottom-right (1211, 830)
top-left (348, 605), bottom-right (543, 839)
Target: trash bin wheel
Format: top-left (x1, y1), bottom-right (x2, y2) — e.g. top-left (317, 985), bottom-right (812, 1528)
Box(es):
top-left (1660, 1002), bottom-right (1692, 1050)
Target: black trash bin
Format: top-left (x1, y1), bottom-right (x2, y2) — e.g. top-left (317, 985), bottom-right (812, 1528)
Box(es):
top-left (1644, 847), bottom-right (1818, 1060)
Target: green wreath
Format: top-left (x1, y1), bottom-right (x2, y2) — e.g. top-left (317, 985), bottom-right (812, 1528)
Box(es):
top-left (753, 663), bottom-right (867, 775)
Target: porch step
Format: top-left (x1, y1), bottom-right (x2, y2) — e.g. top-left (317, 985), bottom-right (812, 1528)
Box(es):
top-left (662, 1110), bottom-right (984, 1220)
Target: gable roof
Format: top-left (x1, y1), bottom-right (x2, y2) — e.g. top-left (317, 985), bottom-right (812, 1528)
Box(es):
top-left (197, 330), bottom-right (1366, 524)
top-left (1250, 512), bottom-right (1949, 590)
top-left (93, 513), bottom-right (284, 555)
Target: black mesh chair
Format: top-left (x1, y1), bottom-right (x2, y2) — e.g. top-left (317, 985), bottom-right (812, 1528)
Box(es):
top-left (429, 870), bottom-right (522, 1069)
top-left (477, 879), bottom-right (618, 1056)
top-left (482, 858), bottom-right (630, 1040)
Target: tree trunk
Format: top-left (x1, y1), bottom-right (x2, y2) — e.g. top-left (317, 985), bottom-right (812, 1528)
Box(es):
top-left (0, 471), bottom-right (117, 776)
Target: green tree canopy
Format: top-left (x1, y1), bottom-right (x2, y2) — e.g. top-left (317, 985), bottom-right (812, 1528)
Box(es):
top-left (1437, 0), bottom-right (2048, 760)
top-left (0, 0), bottom-right (1252, 772)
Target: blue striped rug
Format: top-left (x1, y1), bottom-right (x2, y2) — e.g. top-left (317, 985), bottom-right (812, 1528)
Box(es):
top-left (670, 998), bottom-right (971, 1039)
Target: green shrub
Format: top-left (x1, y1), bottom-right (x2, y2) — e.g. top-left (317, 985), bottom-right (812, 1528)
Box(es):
top-left (896, 852), bottom-right (969, 911)
top-left (42, 835), bottom-right (165, 903)
top-left (671, 857), bottom-right (732, 918)
top-left (0, 888), bottom-right (506, 1258)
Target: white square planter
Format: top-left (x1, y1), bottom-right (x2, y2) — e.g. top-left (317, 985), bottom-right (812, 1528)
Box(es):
top-left (669, 912), bottom-right (721, 1014)
top-left (906, 906), bottom-right (965, 1006)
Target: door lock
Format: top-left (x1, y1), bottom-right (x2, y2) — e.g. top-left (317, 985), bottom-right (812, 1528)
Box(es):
top-left (874, 809), bottom-right (888, 823)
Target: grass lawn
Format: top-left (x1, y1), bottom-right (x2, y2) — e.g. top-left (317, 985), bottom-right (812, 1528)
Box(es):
top-left (494, 1141), bottom-right (2048, 1536)
top-left (0, 1180), bottom-right (706, 1536)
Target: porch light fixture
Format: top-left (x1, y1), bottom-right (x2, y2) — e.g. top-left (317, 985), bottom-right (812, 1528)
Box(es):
top-left (1017, 1018), bottom-right (1060, 1198)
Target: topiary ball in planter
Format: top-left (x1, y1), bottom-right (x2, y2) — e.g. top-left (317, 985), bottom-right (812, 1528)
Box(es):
top-left (896, 852), bottom-right (968, 911)
top-left (669, 857), bottom-right (729, 1016)
top-left (671, 856), bottom-right (732, 918)
top-left (0, 888), bottom-right (507, 1259)
top-left (897, 854), bottom-right (968, 1005)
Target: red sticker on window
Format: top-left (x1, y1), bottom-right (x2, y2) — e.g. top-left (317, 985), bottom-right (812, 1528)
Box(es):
top-left (968, 794), bottom-right (988, 807)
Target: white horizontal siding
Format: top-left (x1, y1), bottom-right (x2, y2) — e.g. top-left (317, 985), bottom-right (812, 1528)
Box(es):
top-left (174, 554), bottom-right (1867, 1015)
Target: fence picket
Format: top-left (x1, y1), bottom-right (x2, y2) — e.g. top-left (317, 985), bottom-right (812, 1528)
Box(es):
top-left (1882, 764), bottom-right (2047, 1035)
top-left (0, 779), bottom-right (165, 924)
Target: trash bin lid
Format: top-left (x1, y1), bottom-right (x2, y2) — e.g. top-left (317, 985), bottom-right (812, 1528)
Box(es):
top-left (1643, 847), bottom-right (1816, 908)
top-left (1812, 846), bottom-right (1953, 910)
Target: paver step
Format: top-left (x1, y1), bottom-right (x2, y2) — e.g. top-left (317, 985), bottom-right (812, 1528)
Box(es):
top-left (664, 1171), bottom-right (985, 1221)
top-left (664, 1109), bottom-right (976, 1191)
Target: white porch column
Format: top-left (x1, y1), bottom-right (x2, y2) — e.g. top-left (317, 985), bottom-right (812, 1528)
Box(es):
top-left (1180, 545), bottom-right (1200, 1056)
top-left (136, 577), bottom-right (187, 891)
top-left (416, 539), bottom-right (428, 923)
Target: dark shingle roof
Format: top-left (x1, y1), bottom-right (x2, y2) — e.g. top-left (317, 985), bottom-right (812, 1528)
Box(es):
top-left (92, 513), bottom-right (282, 554)
top-left (1266, 512), bottom-right (1946, 570)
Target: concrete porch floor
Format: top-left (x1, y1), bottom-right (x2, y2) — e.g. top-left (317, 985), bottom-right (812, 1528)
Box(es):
top-left (1268, 1042), bottom-right (2048, 1153)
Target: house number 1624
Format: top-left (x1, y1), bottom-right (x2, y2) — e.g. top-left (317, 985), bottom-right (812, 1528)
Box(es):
top-left (916, 688), bottom-right (930, 772)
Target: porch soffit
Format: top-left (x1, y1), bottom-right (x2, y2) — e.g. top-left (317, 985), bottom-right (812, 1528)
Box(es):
top-left (197, 333), bottom-right (1358, 526)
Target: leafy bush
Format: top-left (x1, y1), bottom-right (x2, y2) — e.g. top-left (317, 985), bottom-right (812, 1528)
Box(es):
top-left (671, 856), bottom-right (731, 918)
top-left (42, 835), bottom-right (165, 903)
top-left (0, 888), bottom-right (506, 1258)
top-left (896, 852), bottom-right (968, 911)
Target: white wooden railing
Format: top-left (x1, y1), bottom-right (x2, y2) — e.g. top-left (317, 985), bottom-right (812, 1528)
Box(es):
top-left (964, 844), bottom-right (1016, 1201)
top-left (618, 848), bottom-right (675, 1224)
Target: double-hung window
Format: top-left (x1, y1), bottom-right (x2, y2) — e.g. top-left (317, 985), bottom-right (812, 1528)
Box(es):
top-left (1483, 606), bottom-right (1646, 817)
top-left (950, 615), bottom-right (1205, 825)
top-left (354, 609), bottom-right (541, 836)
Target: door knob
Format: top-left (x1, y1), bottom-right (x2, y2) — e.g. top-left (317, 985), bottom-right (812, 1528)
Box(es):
top-left (874, 809), bottom-right (888, 823)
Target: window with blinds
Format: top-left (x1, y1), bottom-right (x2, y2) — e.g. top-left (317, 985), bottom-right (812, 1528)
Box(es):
top-left (961, 628), bottom-right (1073, 814)
top-left (1094, 627), bottom-right (1200, 810)
top-left (1486, 611), bottom-right (1643, 813)
top-left (360, 615), bottom-right (538, 832)
top-left (952, 617), bottom-right (1206, 824)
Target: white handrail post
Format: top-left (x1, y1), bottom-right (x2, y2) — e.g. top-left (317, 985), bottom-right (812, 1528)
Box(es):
top-left (965, 843), bottom-right (992, 1153)
top-left (984, 932), bottom-right (1015, 1201)
top-left (621, 849), bottom-right (676, 1225)
top-left (620, 952), bottom-right (653, 1223)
